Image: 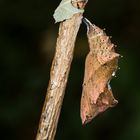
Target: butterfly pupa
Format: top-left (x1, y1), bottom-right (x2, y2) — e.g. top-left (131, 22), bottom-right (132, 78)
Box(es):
top-left (81, 18), bottom-right (120, 124)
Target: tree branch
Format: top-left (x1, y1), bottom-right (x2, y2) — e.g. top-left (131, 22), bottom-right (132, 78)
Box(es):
top-left (36, 13), bottom-right (83, 140)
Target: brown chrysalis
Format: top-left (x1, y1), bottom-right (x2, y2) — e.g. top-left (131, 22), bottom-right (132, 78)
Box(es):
top-left (81, 18), bottom-right (120, 125)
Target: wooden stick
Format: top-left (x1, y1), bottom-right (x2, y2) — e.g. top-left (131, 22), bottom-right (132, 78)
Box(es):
top-left (36, 14), bottom-right (83, 140)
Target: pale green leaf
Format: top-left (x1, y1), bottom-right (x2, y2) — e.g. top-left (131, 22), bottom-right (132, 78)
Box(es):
top-left (53, 0), bottom-right (84, 23)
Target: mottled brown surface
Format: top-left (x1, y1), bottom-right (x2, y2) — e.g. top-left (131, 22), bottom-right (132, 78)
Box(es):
top-left (81, 18), bottom-right (120, 124)
top-left (36, 14), bottom-right (83, 140)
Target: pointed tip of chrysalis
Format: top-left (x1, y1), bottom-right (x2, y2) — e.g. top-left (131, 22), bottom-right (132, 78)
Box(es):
top-left (81, 119), bottom-right (86, 125)
top-left (81, 110), bottom-right (92, 125)
top-left (81, 118), bottom-right (91, 125)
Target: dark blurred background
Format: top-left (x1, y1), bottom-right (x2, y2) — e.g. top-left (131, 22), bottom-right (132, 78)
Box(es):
top-left (0, 0), bottom-right (140, 139)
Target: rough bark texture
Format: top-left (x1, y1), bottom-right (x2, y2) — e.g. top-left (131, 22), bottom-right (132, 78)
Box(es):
top-left (36, 14), bottom-right (83, 140)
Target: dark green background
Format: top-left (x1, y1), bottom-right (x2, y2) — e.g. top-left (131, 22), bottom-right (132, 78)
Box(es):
top-left (1, 0), bottom-right (140, 139)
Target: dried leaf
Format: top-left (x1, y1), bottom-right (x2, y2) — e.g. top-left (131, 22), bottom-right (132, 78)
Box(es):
top-left (81, 18), bottom-right (120, 124)
top-left (53, 0), bottom-right (87, 23)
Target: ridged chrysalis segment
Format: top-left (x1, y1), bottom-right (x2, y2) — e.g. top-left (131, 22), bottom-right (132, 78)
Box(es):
top-left (81, 18), bottom-right (120, 124)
